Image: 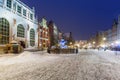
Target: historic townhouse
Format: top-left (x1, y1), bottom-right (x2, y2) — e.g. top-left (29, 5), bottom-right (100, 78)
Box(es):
top-left (0, 0), bottom-right (38, 48)
top-left (106, 20), bottom-right (118, 47)
top-left (39, 18), bottom-right (49, 49)
top-left (48, 21), bottom-right (59, 47)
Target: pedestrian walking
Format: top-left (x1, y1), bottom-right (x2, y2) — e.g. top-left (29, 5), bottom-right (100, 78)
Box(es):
top-left (75, 47), bottom-right (78, 54)
top-left (47, 46), bottom-right (51, 54)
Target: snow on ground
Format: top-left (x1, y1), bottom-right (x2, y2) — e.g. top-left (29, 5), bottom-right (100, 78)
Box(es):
top-left (0, 50), bottom-right (120, 80)
top-left (88, 49), bottom-right (120, 64)
top-left (0, 51), bottom-right (59, 65)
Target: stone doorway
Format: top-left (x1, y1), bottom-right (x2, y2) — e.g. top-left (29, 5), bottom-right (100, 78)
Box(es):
top-left (19, 41), bottom-right (26, 48)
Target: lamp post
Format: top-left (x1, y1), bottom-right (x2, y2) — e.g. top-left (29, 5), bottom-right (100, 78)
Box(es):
top-left (103, 37), bottom-right (107, 51)
top-left (70, 42), bottom-right (72, 48)
top-left (37, 27), bottom-right (40, 49)
top-left (92, 41), bottom-right (96, 49)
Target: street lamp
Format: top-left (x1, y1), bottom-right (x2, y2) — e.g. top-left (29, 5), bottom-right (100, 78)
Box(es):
top-left (70, 42), bottom-right (72, 45)
top-left (93, 41), bottom-right (96, 44)
top-left (102, 37), bottom-right (107, 51)
top-left (69, 42), bottom-right (73, 48)
top-left (115, 41), bottom-right (120, 44)
top-left (92, 41), bottom-right (96, 49)
top-left (103, 37), bottom-right (106, 41)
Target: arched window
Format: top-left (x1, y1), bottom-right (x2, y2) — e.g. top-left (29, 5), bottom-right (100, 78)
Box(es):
top-left (17, 24), bottom-right (25, 38)
top-left (30, 29), bottom-right (35, 46)
top-left (0, 18), bottom-right (9, 44)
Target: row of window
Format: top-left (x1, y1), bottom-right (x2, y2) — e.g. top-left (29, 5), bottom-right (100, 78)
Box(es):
top-left (6, 0), bottom-right (33, 20)
top-left (17, 25), bottom-right (35, 46)
top-left (0, 18), bottom-right (35, 46)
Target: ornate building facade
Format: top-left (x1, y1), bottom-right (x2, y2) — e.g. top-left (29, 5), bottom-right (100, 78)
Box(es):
top-left (0, 0), bottom-right (38, 48)
top-left (39, 18), bottom-right (49, 49)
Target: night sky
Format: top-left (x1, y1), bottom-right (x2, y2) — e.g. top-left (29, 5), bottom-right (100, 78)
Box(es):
top-left (21, 0), bottom-right (120, 40)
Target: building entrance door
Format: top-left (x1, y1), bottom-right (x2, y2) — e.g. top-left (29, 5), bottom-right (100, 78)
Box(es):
top-left (19, 41), bottom-right (26, 48)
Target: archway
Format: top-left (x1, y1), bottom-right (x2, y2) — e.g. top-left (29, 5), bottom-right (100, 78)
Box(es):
top-left (17, 24), bottom-right (25, 38)
top-left (19, 41), bottom-right (26, 48)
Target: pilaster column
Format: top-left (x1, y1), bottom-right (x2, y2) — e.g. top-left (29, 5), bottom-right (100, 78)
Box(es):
top-left (11, 0), bottom-right (13, 9)
top-left (3, 0), bottom-right (7, 8)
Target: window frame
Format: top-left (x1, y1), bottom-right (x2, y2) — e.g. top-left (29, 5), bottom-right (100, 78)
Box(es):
top-left (7, 0), bottom-right (12, 8)
top-left (30, 13), bottom-right (33, 20)
top-left (23, 9), bottom-right (27, 17)
top-left (17, 5), bottom-right (22, 14)
top-left (0, 18), bottom-right (9, 44)
top-left (17, 24), bottom-right (25, 38)
top-left (30, 29), bottom-right (35, 46)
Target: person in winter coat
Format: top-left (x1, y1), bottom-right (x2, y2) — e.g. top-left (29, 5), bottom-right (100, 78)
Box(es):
top-left (47, 46), bottom-right (51, 54)
top-left (75, 46), bottom-right (78, 54)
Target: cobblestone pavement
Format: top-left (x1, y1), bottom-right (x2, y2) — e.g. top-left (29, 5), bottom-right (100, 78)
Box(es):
top-left (0, 50), bottom-right (120, 80)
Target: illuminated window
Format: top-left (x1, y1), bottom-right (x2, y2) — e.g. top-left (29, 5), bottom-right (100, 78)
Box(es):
top-left (7, 0), bottom-right (12, 8)
top-left (0, 18), bottom-right (9, 44)
top-left (30, 29), bottom-right (35, 46)
top-left (17, 24), bottom-right (25, 38)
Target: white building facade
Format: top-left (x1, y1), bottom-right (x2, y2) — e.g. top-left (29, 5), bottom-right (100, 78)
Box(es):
top-left (0, 0), bottom-right (38, 48)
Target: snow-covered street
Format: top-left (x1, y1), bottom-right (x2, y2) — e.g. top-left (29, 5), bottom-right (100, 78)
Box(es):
top-left (0, 50), bottom-right (120, 80)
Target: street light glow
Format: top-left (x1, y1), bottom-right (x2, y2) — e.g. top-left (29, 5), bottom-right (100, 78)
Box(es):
top-left (93, 41), bottom-right (96, 44)
top-left (103, 37), bottom-right (106, 41)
